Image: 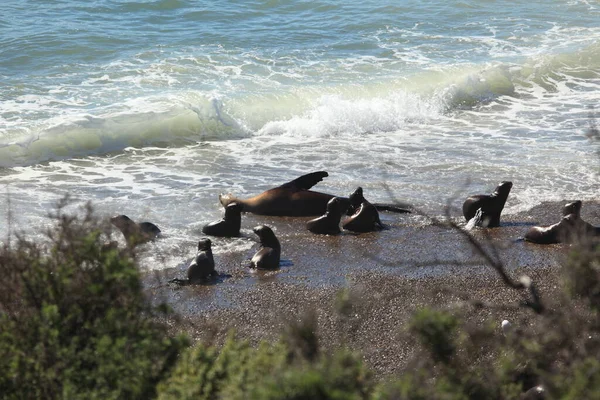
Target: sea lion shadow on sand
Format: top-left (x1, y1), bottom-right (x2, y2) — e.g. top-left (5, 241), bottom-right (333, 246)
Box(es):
top-left (244, 258), bottom-right (294, 271)
top-left (499, 221), bottom-right (538, 228)
top-left (169, 272), bottom-right (232, 287)
top-left (174, 271), bottom-right (233, 286)
top-left (465, 211), bottom-right (536, 231)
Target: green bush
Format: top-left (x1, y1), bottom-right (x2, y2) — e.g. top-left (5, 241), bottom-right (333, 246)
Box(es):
top-left (0, 201), bottom-right (188, 400)
top-left (250, 349), bottom-right (371, 400)
top-left (409, 308), bottom-right (459, 365)
top-left (158, 322), bottom-right (373, 400)
top-left (2, 197), bottom-right (600, 399)
top-left (374, 242), bottom-right (600, 400)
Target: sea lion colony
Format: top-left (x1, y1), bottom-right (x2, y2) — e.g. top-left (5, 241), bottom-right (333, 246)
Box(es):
top-left (110, 171), bottom-right (600, 281)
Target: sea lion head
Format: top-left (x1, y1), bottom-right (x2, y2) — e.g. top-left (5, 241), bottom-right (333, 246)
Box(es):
top-left (326, 197), bottom-right (347, 217)
top-left (253, 225), bottom-right (280, 248)
top-left (224, 202), bottom-right (243, 218)
top-left (110, 214), bottom-right (159, 246)
top-left (347, 187), bottom-right (365, 215)
top-left (197, 237), bottom-right (212, 251)
top-left (348, 187), bottom-right (364, 206)
top-left (494, 181), bottom-right (513, 198)
top-left (562, 200), bottom-right (582, 217)
top-left (219, 193), bottom-right (238, 208)
top-left (110, 214), bottom-right (134, 230)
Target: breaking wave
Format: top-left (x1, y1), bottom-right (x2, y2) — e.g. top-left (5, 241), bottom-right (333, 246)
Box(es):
top-left (1, 41), bottom-right (598, 167)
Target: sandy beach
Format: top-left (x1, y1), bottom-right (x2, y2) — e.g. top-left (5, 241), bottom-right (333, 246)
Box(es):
top-left (145, 200), bottom-right (599, 376)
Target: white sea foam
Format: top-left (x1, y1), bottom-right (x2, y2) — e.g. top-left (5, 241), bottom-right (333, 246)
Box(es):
top-left (2, 0), bottom-right (600, 273)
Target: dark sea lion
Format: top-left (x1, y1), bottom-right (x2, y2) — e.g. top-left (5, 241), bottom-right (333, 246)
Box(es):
top-left (561, 200), bottom-right (582, 217)
top-left (306, 197), bottom-right (347, 235)
top-left (187, 238), bottom-right (217, 283)
top-left (525, 214), bottom-right (580, 244)
top-left (462, 181), bottom-right (513, 228)
top-left (169, 238), bottom-right (217, 285)
top-left (202, 202), bottom-right (242, 237)
top-left (342, 187), bottom-right (385, 233)
top-left (250, 225), bottom-right (281, 270)
top-left (110, 214), bottom-right (161, 246)
top-left (219, 171), bottom-right (412, 217)
top-left (525, 200), bottom-right (599, 244)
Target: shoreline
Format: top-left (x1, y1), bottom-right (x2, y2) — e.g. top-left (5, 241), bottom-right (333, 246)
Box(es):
top-left (144, 199), bottom-right (597, 375)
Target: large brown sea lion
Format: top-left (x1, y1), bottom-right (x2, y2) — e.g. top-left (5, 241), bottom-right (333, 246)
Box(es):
top-left (525, 200), bottom-right (600, 244)
top-left (462, 181), bottom-right (513, 228)
top-left (250, 225), bottom-right (281, 270)
top-left (202, 202), bottom-right (242, 237)
top-left (306, 197), bottom-right (346, 235)
top-left (342, 187), bottom-right (385, 233)
top-left (219, 171), bottom-right (411, 217)
top-left (110, 214), bottom-right (161, 246)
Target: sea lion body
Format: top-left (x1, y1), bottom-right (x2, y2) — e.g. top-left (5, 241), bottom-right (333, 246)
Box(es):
top-left (222, 188), bottom-right (337, 217)
top-left (220, 171), bottom-right (336, 217)
top-left (250, 225), bottom-right (281, 270)
top-left (187, 238), bottom-right (216, 283)
top-left (110, 214), bottom-right (160, 246)
top-left (342, 187), bottom-right (385, 233)
top-left (462, 181), bottom-right (513, 228)
top-left (525, 214), bottom-right (581, 244)
top-left (202, 202), bottom-right (242, 237)
top-left (525, 201), bottom-right (599, 244)
top-left (219, 171), bottom-right (411, 217)
top-left (306, 197), bottom-right (346, 235)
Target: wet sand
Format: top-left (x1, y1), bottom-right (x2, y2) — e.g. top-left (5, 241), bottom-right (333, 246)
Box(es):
top-left (145, 200), bottom-right (599, 376)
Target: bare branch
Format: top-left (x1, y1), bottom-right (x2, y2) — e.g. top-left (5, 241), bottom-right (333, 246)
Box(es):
top-left (381, 182), bottom-right (545, 314)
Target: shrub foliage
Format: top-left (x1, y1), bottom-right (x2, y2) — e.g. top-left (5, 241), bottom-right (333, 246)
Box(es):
top-left (1, 198), bottom-right (600, 399)
top-left (0, 201), bottom-right (187, 399)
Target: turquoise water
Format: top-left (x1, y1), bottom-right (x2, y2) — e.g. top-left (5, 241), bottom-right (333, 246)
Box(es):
top-left (1, 0), bottom-right (599, 269)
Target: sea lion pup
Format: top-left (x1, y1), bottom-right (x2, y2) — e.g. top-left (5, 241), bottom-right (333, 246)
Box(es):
top-left (342, 187), bottom-right (385, 233)
top-left (306, 197), bottom-right (346, 235)
top-left (170, 238), bottom-right (217, 285)
top-left (462, 181), bottom-right (513, 227)
top-left (202, 202), bottom-right (242, 237)
top-left (219, 171), bottom-right (412, 217)
top-left (525, 200), bottom-right (599, 244)
top-left (110, 214), bottom-right (161, 246)
top-left (187, 238), bottom-right (217, 283)
top-left (250, 225), bottom-right (281, 270)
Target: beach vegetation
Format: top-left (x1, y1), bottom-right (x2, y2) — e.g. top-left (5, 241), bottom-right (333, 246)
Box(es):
top-left (0, 199), bottom-right (188, 400)
top-left (0, 197), bottom-right (599, 399)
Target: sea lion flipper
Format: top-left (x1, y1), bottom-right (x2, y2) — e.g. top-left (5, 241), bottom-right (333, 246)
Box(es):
top-left (139, 221), bottom-right (161, 236)
top-left (279, 171), bottom-right (328, 191)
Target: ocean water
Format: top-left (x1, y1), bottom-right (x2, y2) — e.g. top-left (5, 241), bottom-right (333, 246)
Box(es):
top-left (1, 0), bottom-right (599, 270)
